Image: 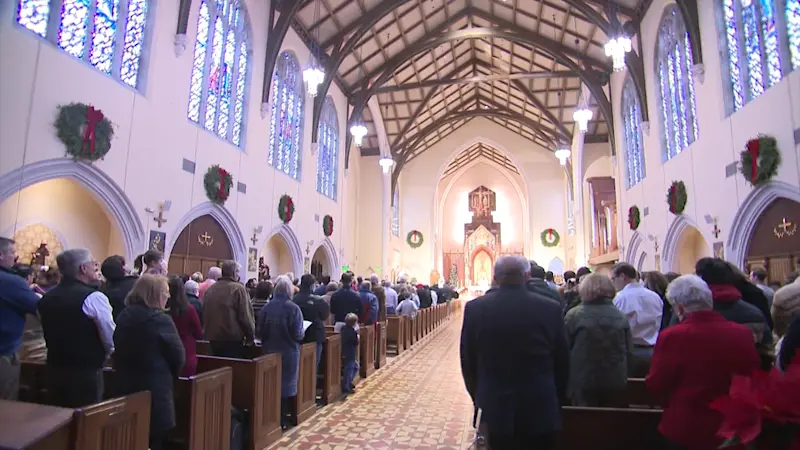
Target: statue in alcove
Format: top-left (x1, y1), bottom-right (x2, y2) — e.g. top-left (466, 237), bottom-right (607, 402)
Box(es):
top-left (31, 242), bottom-right (49, 266)
top-left (258, 257), bottom-right (271, 282)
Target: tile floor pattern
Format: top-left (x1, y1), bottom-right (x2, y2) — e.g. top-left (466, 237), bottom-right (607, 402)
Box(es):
top-left (269, 315), bottom-right (477, 449)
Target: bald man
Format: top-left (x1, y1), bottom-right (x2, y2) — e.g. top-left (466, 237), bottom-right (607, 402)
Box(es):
top-left (198, 266), bottom-right (221, 301)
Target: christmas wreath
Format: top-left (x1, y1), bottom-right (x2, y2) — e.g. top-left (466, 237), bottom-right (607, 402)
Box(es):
top-left (55, 103), bottom-right (114, 162)
top-left (278, 195), bottom-right (295, 224)
top-left (628, 206), bottom-right (641, 231)
top-left (541, 228), bottom-right (560, 247)
top-left (666, 181), bottom-right (688, 215)
top-left (740, 135), bottom-right (781, 186)
top-left (322, 215), bottom-right (334, 237)
top-left (407, 230), bottom-right (424, 249)
top-left (203, 165), bottom-right (233, 205)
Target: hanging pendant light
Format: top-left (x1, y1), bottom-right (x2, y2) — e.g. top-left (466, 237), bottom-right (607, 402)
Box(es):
top-left (350, 122), bottom-right (368, 146)
top-left (554, 147), bottom-right (571, 166)
top-left (304, 0), bottom-right (325, 97)
top-left (605, 35), bottom-right (632, 71)
top-left (573, 107), bottom-right (593, 133)
top-left (379, 156), bottom-right (394, 174)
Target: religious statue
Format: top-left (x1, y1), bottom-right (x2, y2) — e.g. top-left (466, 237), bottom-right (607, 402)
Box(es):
top-left (31, 242), bottom-right (49, 266)
top-left (258, 257), bottom-right (270, 282)
top-left (449, 262), bottom-right (458, 287)
top-left (469, 186), bottom-right (496, 219)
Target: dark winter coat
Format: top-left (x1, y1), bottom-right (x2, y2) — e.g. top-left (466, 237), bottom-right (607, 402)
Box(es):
top-left (102, 275), bottom-right (138, 321)
top-left (258, 294), bottom-right (304, 397)
top-left (113, 304), bottom-right (185, 435)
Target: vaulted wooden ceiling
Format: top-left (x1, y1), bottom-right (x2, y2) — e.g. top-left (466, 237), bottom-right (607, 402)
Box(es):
top-left (289, 0), bottom-right (649, 163)
top-left (442, 142), bottom-right (520, 178)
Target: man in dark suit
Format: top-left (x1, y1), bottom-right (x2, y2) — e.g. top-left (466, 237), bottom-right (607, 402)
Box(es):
top-left (293, 274), bottom-right (330, 369)
top-left (461, 255), bottom-right (569, 450)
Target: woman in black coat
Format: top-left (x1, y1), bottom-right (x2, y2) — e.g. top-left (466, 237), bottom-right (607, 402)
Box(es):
top-left (114, 274), bottom-right (185, 450)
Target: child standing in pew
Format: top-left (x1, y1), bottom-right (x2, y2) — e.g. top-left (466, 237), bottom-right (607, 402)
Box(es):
top-left (341, 313), bottom-right (360, 396)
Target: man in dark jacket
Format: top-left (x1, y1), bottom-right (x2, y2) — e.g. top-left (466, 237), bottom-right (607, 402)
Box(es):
top-left (293, 274), bottom-right (330, 368)
top-left (203, 261), bottom-right (255, 358)
top-left (417, 285), bottom-right (433, 308)
top-left (461, 255), bottom-right (569, 450)
top-left (330, 273), bottom-right (363, 325)
top-left (101, 255), bottom-right (138, 320)
top-left (527, 263), bottom-right (562, 306)
top-left (0, 237), bottom-right (40, 400)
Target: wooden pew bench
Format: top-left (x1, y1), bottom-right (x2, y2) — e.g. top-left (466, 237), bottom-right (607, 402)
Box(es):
top-left (197, 354), bottom-right (282, 450)
top-left (293, 342), bottom-right (317, 425)
top-left (556, 406), bottom-right (664, 450)
top-left (386, 316), bottom-right (405, 355)
top-left (375, 321), bottom-right (387, 369)
top-left (168, 367), bottom-right (233, 450)
top-left (359, 325), bottom-right (376, 378)
top-left (319, 333), bottom-right (341, 404)
top-left (623, 378), bottom-right (660, 409)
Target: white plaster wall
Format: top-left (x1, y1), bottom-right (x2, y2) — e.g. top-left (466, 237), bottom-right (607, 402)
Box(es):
top-left (612, 0), bottom-right (800, 271)
top-left (356, 155), bottom-right (383, 274)
top-left (0, 0), bottom-right (361, 277)
top-left (399, 118), bottom-right (566, 280)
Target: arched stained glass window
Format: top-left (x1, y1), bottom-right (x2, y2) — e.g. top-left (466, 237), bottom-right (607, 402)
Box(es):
top-left (391, 186), bottom-right (399, 237)
top-left (316, 97), bottom-right (338, 200)
top-left (721, 0), bottom-right (800, 112)
top-left (187, 0), bottom-right (249, 146)
top-left (656, 7), bottom-right (699, 161)
top-left (16, 0), bottom-right (149, 88)
top-left (622, 77), bottom-right (646, 188)
top-left (268, 51), bottom-right (304, 180)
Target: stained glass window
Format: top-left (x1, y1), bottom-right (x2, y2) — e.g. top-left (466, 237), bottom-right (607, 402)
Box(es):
top-left (391, 187), bottom-right (399, 237)
top-left (16, 0), bottom-right (148, 88)
top-left (187, 0), bottom-right (249, 147)
top-left (622, 77), bottom-right (646, 188)
top-left (656, 7), bottom-right (699, 161)
top-left (316, 97), bottom-right (339, 200)
top-left (268, 51), bottom-right (304, 180)
top-left (722, 0), bottom-right (800, 112)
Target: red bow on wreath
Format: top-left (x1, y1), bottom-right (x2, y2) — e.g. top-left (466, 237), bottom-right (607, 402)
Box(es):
top-left (670, 184), bottom-right (677, 213)
top-left (747, 138), bottom-right (760, 181)
top-left (82, 106), bottom-right (105, 155)
top-left (217, 167), bottom-right (228, 201)
top-left (285, 198), bottom-right (293, 221)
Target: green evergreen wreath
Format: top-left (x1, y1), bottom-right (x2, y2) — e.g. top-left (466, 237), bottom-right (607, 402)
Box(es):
top-left (407, 230), bottom-right (424, 249)
top-left (666, 181), bottom-right (688, 215)
top-left (278, 195), bottom-right (295, 224)
top-left (541, 228), bottom-right (560, 247)
top-left (203, 165), bottom-right (234, 205)
top-left (740, 135), bottom-right (781, 186)
top-left (322, 215), bottom-right (334, 237)
top-left (55, 103), bottom-right (114, 162)
top-left (628, 206), bottom-right (641, 231)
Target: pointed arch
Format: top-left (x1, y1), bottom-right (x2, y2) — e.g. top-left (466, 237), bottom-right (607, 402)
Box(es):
top-left (316, 96), bottom-right (339, 200)
top-left (625, 231), bottom-right (644, 263)
top-left (662, 214), bottom-right (706, 271)
top-left (268, 50), bottom-right (304, 179)
top-left (319, 237), bottom-right (340, 280)
top-left (263, 224), bottom-right (303, 276)
top-left (621, 74), bottom-right (646, 188)
top-left (637, 251), bottom-right (648, 273)
top-left (166, 202), bottom-right (247, 272)
top-left (727, 181), bottom-right (800, 268)
top-left (0, 158), bottom-right (144, 261)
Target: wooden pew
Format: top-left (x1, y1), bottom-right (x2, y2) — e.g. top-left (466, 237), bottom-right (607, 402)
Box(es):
top-left (292, 342), bottom-right (317, 426)
top-left (169, 367), bottom-right (233, 450)
top-left (386, 316), bottom-right (404, 355)
top-left (71, 391), bottom-right (151, 450)
top-left (415, 313), bottom-right (422, 341)
top-left (0, 399), bottom-right (73, 450)
top-left (556, 406), bottom-right (664, 450)
top-left (196, 340), bottom-right (211, 356)
top-left (623, 378), bottom-right (661, 409)
top-left (196, 354), bottom-right (282, 450)
top-left (18, 361), bottom-right (48, 404)
top-left (408, 317), bottom-right (416, 346)
top-left (320, 333), bottom-right (341, 405)
top-left (375, 321), bottom-right (388, 369)
top-left (359, 325), bottom-right (376, 378)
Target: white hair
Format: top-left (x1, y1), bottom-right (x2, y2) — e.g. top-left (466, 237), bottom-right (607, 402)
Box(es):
top-left (370, 274), bottom-right (380, 284)
top-left (285, 272), bottom-right (295, 281)
top-left (493, 255), bottom-right (530, 282)
top-left (274, 275), bottom-right (294, 297)
top-left (667, 274), bottom-right (713, 313)
top-left (184, 280), bottom-right (199, 295)
top-left (57, 248), bottom-right (93, 278)
top-left (360, 280), bottom-right (372, 290)
top-left (397, 275), bottom-right (407, 284)
top-left (207, 266), bottom-right (222, 280)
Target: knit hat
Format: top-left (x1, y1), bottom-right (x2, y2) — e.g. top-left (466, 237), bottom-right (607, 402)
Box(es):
top-left (101, 256), bottom-right (127, 282)
top-left (772, 278), bottom-right (800, 337)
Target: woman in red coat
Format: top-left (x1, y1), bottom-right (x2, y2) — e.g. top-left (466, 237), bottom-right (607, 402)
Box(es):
top-left (167, 275), bottom-right (203, 376)
top-left (647, 274), bottom-right (760, 450)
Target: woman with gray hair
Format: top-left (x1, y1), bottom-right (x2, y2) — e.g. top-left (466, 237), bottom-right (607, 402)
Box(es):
top-left (257, 275), bottom-right (304, 429)
top-left (646, 275), bottom-right (760, 450)
top-left (564, 273), bottom-right (631, 406)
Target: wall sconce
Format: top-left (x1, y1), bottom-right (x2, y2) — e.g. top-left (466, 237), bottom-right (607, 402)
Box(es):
top-left (554, 148), bottom-right (571, 166)
top-left (379, 156), bottom-right (394, 174)
top-left (647, 233), bottom-right (659, 253)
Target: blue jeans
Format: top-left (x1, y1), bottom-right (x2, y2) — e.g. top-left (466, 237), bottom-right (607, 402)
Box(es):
top-left (342, 359), bottom-right (359, 393)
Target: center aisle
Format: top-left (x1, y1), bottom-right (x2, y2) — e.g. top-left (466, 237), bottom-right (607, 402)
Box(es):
top-left (268, 314), bottom-right (476, 449)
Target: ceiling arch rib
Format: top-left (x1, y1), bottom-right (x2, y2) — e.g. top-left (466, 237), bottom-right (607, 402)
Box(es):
top-left (442, 142), bottom-right (520, 179)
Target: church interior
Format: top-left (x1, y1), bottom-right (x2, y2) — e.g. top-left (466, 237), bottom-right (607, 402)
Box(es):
top-left (1, 0), bottom-right (800, 446)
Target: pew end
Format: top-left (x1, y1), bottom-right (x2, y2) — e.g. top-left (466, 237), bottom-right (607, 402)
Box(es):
top-left (169, 367), bottom-right (233, 450)
top-left (557, 406), bottom-right (664, 450)
top-left (71, 391), bottom-right (152, 450)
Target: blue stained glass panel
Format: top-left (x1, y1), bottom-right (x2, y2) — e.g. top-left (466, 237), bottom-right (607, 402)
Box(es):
top-left (788, 0), bottom-right (800, 69)
top-left (204, 16), bottom-right (223, 131)
top-left (89, 0), bottom-right (119, 74)
top-left (232, 40), bottom-right (247, 146)
top-left (743, 3), bottom-right (766, 98)
top-left (17, 0), bottom-right (50, 37)
top-left (760, 0), bottom-right (782, 85)
top-left (316, 97), bottom-right (338, 199)
top-left (622, 77), bottom-right (645, 188)
top-left (58, 0), bottom-right (90, 58)
top-left (120, 0), bottom-right (147, 87)
top-left (724, 0), bottom-right (745, 110)
top-left (268, 51), bottom-right (304, 179)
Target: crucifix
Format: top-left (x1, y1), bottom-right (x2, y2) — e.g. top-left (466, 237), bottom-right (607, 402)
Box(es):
top-left (153, 210), bottom-right (167, 228)
top-left (198, 232), bottom-right (214, 247)
top-left (251, 225), bottom-right (263, 246)
top-left (712, 223), bottom-right (721, 239)
top-left (774, 218), bottom-right (797, 238)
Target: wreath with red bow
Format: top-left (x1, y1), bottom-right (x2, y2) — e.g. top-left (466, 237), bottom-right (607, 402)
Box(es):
top-left (628, 206), bottom-right (641, 231)
top-left (541, 228), bottom-right (560, 247)
top-left (55, 103), bottom-right (114, 162)
top-left (666, 181), bottom-right (688, 215)
top-left (203, 165), bottom-right (233, 205)
top-left (322, 215), bottom-right (334, 237)
top-left (407, 230), bottom-right (424, 249)
top-left (278, 195), bottom-right (295, 224)
top-left (740, 135), bottom-right (781, 186)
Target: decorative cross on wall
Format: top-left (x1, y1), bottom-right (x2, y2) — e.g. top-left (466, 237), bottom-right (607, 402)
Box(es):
top-left (712, 223), bottom-right (721, 239)
top-left (153, 210), bottom-right (167, 228)
top-left (774, 218), bottom-right (797, 239)
top-left (198, 232), bottom-right (214, 247)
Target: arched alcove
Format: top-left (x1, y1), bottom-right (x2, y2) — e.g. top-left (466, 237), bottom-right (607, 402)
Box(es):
top-left (310, 237), bottom-right (339, 281)
top-left (0, 158), bottom-right (143, 260)
top-left (167, 202), bottom-right (247, 275)
top-left (0, 178), bottom-right (126, 262)
top-left (262, 224), bottom-right (303, 277)
top-left (743, 197), bottom-right (800, 283)
top-left (168, 214), bottom-right (233, 275)
top-left (672, 226), bottom-right (711, 274)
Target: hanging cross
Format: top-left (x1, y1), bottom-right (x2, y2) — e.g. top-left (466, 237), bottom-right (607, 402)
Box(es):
top-left (251, 232), bottom-right (259, 246)
top-left (153, 210), bottom-right (167, 228)
top-left (712, 223), bottom-right (721, 239)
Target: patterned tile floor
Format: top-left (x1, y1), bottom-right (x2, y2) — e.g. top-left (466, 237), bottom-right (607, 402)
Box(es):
top-left (269, 315), bottom-right (477, 449)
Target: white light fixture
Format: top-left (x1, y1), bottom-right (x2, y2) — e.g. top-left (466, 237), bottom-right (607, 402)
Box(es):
top-left (350, 122), bottom-right (368, 147)
top-left (303, 65), bottom-right (325, 97)
top-left (554, 148), bottom-right (571, 166)
top-left (604, 36), bottom-right (632, 71)
top-left (572, 107), bottom-right (593, 133)
top-left (379, 156), bottom-right (394, 174)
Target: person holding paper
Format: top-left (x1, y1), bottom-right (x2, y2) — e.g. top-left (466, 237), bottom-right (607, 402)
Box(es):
top-left (257, 275), bottom-right (304, 430)
top-left (293, 274), bottom-right (330, 369)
